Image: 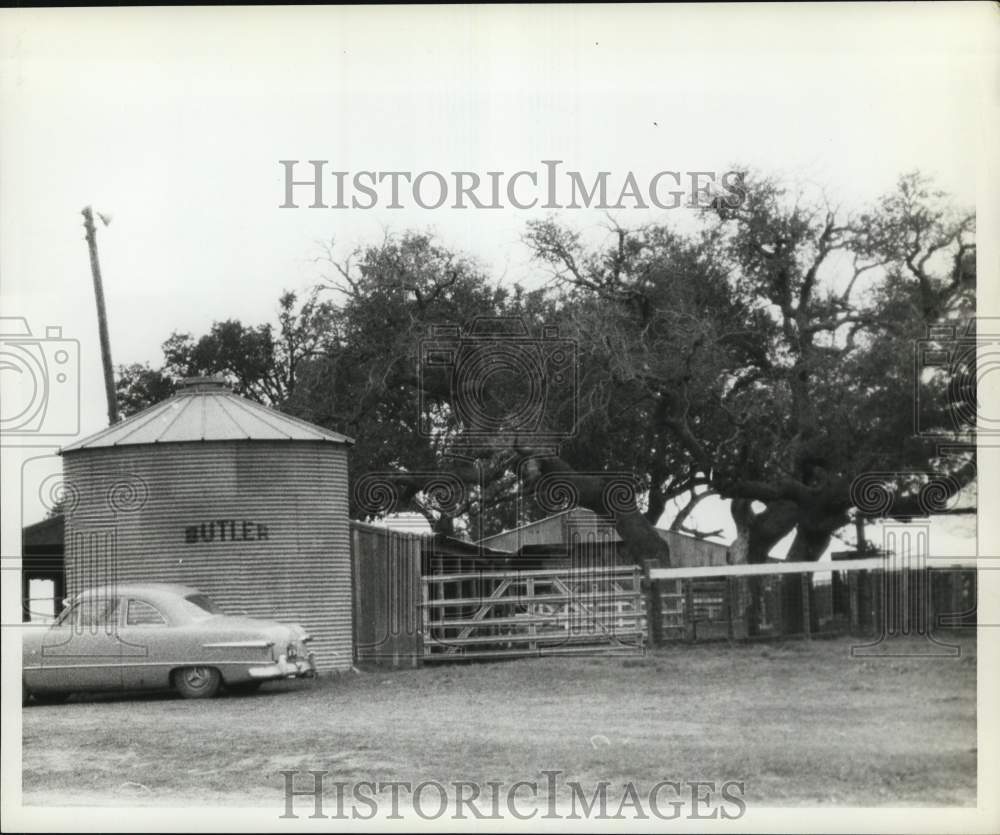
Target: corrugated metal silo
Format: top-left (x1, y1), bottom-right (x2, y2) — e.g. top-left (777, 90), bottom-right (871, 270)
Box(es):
top-left (59, 377), bottom-right (354, 672)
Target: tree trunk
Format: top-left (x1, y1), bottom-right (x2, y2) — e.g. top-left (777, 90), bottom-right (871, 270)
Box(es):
top-left (432, 514), bottom-right (456, 537)
top-left (515, 446), bottom-right (672, 567)
top-left (645, 483), bottom-right (667, 525)
top-left (784, 495), bottom-right (851, 562)
top-left (729, 527), bottom-right (751, 565)
top-left (616, 509), bottom-right (672, 566)
top-left (729, 498), bottom-right (800, 636)
top-left (729, 499), bottom-right (799, 564)
top-left (784, 528), bottom-right (833, 562)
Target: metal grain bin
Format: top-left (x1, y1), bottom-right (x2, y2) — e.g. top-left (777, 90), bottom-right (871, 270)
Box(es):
top-left (59, 377), bottom-right (354, 672)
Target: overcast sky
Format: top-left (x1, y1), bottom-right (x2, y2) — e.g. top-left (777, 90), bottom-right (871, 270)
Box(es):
top-left (2, 4), bottom-right (996, 545)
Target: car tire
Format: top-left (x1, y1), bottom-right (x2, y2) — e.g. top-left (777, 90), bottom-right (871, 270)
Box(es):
top-left (227, 680), bottom-right (263, 694)
top-left (172, 666), bottom-right (222, 699)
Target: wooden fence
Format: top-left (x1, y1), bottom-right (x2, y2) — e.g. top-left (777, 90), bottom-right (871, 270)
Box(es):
top-left (646, 557), bottom-right (979, 645)
top-left (351, 520), bottom-right (979, 667)
top-left (351, 523), bottom-right (423, 667)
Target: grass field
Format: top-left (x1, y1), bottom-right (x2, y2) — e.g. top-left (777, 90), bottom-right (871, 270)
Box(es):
top-left (21, 635), bottom-right (977, 809)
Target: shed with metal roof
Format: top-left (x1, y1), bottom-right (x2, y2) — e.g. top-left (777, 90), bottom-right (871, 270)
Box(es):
top-left (478, 508), bottom-right (731, 568)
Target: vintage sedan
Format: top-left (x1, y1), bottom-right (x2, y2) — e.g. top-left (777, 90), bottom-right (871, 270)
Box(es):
top-left (22, 583), bottom-right (316, 704)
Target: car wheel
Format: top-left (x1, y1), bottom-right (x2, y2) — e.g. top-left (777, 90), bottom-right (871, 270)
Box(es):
top-left (172, 666), bottom-right (222, 699)
top-left (227, 680), bottom-right (263, 694)
top-left (30, 691), bottom-right (70, 705)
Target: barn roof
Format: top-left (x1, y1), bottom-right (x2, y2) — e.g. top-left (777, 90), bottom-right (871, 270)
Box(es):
top-left (22, 515), bottom-right (64, 548)
top-left (478, 507), bottom-right (730, 560)
top-left (61, 377), bottom-right (354, 452)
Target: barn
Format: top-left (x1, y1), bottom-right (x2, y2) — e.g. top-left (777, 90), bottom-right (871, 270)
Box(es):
top-left (477, 507), bottom-right (731, 569)
top-left (56, 376), bottom-right (355, 672)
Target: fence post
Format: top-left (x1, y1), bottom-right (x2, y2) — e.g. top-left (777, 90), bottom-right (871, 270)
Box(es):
top-left (801, 573), bottom-right (812, 640)
top-left (420, 577), bottom-right (430, 661)
top-left (872, 569), bottom-right (883, 635)
top-left (643, 560), bottom-right (661, 648)
top-left (685, 580), bottom-right (695, 643)
top-left (848, 571), bottom-right (859, 633)
top-left (351, 526), bottom-right (360, 664)
top-left (726, 578), bottom-right (735, 642)
top-left (746, 576), bottom-right (761, 637)
top-left (410, 536), bottom-right (423, 668)
top-left (526, 576), bottom-right (537, 651)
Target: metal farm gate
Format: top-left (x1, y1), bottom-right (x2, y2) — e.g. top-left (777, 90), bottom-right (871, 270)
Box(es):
top-left (421, 565), bottom-right (645, 660)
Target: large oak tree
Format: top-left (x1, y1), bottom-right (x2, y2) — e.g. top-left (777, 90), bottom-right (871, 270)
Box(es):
top-left (522, 172), bottom-right (976, 563)
top-left (117, 172), bottom-right (976, 566)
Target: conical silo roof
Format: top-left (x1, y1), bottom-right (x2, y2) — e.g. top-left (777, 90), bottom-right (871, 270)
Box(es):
top-left (61, 377), bottom-right (353, 452)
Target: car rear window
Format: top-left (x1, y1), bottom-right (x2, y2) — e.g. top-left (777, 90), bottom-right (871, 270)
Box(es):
top-left (127, 599), bottom-right (167, 626)
top-left (183, 593), bottom-right (222, 616)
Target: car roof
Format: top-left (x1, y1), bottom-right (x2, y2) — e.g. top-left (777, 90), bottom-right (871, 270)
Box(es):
top-left (75, 583), bottom-right (202, 602)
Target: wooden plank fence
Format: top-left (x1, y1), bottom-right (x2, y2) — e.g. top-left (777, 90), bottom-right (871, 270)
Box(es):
top-left (350, 518), bottom-right (980, 667)
top-left (646, 557), bottom-right (980, 644)
top-left (351, 523), bottom-right (423, 667)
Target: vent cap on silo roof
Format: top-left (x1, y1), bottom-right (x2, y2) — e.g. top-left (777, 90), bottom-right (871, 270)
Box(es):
top-left (175, 375), bottom-right (232, 394)
top-left (60, 375), bottom-right (354, 452)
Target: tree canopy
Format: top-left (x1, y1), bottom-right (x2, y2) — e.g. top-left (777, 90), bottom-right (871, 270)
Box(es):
top-left (116, 172), bottom-right (976, 565)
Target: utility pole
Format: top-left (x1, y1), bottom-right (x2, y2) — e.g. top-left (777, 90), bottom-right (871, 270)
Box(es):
top-left (82, 206), bottom-right (119, 425)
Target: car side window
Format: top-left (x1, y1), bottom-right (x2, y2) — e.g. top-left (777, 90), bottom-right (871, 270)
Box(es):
top-left (63, 597), bottom-right (119, 628)
top-left (126, 599), bottom-right (167, 627)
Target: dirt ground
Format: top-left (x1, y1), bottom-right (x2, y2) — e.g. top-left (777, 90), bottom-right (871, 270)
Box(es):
top-left (21, 635), bottom-right (977, 810)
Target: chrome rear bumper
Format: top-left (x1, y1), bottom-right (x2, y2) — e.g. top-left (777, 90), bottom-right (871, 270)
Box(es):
top-left (248, 652), bottom-right (316, 679)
